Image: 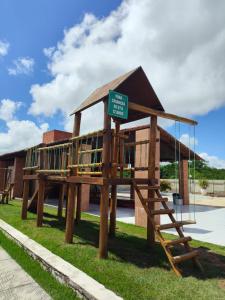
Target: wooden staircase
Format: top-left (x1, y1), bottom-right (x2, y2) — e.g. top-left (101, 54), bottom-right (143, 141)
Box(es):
top-left (0, 183), bottom-right (14, 204)
top-left (133, 181), bottom-right (203, 276)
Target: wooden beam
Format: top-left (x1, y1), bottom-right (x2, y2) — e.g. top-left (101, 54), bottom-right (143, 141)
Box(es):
top-left (21, 180), bottom-right (29, 220)
top-left (65, 183), bottom-right (76, 243)
top-left (109, 121), bottom-right (120, 237)
top-left (73, 112), bottom-right (81, 137)
top-left (23, 175), bottom-right (38, 180)
top-left (58, 183), bottom-right (66, 218)
top-left (67, 176), bottom-right (104, 185)
top-left (147, 116), bottom-right (158, 246)
top-left (65, 112), bottom-right (81, 243)
top-left (128, 102), bottom-right (197, 125)
top-left (99, 184), bottom-right (109, 258)
top-left (36, 178), bottom-right (45, 227)
top-left (99, 100), bottom-right (111, 258)
top-left (75, 184), bottom-right (81, 224)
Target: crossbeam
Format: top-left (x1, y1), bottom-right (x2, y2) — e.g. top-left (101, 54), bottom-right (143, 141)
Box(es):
top-left (70, 129), bottom-right (103, 141)
top-left (128, 102), bottom-right (197, 125)
top-left (38, 143), bottom-right (71, 151)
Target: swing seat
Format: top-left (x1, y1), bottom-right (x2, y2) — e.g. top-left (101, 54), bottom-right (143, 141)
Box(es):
top-left (177, 220), bottom-right (196, 226)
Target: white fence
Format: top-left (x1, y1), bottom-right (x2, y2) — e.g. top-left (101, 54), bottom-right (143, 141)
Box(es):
top-left (164, 179), bottom-right (225, 196)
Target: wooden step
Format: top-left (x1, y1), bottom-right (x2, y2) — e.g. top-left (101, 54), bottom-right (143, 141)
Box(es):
top-left (143, 197), bottom-right (168, 203)
top-left (172, 250), bottom-right (198, 264)
top-left (164, 236), bottom-right (192, 247)
top-left (156, 222), bottom-right (182, 230)
top-left (137, 185), bottom-right (160, 190)
top-left (151, 209), bottom-right (175, 215)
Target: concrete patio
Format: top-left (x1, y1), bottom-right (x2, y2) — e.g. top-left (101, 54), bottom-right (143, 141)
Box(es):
top-left (87, 198), bottom-right (225, 247)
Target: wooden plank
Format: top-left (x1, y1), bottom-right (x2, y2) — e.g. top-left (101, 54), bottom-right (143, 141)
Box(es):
top-left (128, 102), bottom-right (198, 125)
top-left (67, 176), bottom-right (104, 185)
top-left (46, 176), bottom-right (67, 182)
top-left (36, 178), bottom-right (45, 227)
top-left (173, 250), bottom-right (198, 264)
top-left (108, 178), bottom-right (158, 185)
top-left (21, 180), bottom-right (29, 220)
top-left (23, 175), bottom-right (38, 180)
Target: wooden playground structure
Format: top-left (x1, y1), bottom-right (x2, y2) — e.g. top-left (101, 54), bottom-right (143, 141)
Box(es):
top-left (0, 168), bottom-right (14, 204)
top-left (21, 67), bottom-right (202, 276)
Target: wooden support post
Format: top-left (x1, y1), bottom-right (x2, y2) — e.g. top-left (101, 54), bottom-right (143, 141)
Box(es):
top-left (109, 122), bottom-right (120, 237)
top-left (75, 184), bottom-right (81, 224)
top-left (179, 160), bottom-right (189, 205)
top-left (58, 183), bottom-right (66, 218)
top-left (147, 115), bottom-right (158, 246)
top-left (21, 180), bottom-right (29, 220)
top-left (65, 112), bottom-right (81, 243)
top-left (65, 183), bottom-right (76, 243)
top-left (130, 169), bottom-right (135, 200)
top-left (99, 185), bottom-right (109, 258)
top-left (37, 177), bottom-right (45, 227)
top-left (99, 100), bottom-right (111, 258)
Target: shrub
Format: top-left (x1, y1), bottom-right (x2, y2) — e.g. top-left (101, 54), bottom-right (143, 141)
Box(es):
top-left (198, 179), bottom-right (209, 189)
top-left (160, 180), bottom-right (172, 192)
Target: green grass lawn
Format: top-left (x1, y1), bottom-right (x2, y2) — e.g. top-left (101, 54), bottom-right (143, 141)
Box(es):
top-left (0, 200), bottom-right (225, 300)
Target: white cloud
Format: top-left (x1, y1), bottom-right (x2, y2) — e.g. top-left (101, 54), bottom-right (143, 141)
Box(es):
top-left (29, 0), bottom-right (225, 133)
top-left (200, 152), bottom-right (225, 169)
top-left (0, 120), bottom-right (48, 154)
top-left (43, 47), bottom-right (55, 58)
top-left (0, 40), bottom-right (9, 57)
top-left (8, 57), bottom-right (34, 75)
top-left (0, 98), bottom-right (48, 154)
top-left (180, 133), bottom-right (198, 148)
top-left (0, 99), bottom-right (22, 122)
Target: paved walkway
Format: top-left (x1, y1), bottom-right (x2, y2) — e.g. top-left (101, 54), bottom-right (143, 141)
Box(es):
top-left (0, 247), bottom-right (51, 300)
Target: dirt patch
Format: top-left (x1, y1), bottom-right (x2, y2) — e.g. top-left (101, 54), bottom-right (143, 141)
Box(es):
top-left (218, 280), bottom-right (225, 290)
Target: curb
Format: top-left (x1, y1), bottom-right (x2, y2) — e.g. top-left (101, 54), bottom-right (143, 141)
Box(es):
top-left (0, 219), bottom-right (123, 300)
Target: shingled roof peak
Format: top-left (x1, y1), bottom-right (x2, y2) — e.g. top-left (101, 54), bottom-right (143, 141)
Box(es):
top-left (71, 66), bottom-right (164, 123)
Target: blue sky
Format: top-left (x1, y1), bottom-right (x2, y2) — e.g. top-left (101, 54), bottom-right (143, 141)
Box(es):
top-left (0, 0), bottom-right (225, 168)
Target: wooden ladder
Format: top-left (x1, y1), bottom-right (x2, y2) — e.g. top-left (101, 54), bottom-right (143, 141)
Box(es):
top-left (133, 181), bottom-right (203, 276)
top-left (0, 183), bottom-right (14, 204)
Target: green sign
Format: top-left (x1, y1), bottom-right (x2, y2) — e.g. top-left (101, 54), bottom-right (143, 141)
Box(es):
top-left (108, 90), bottom-right (128, 119)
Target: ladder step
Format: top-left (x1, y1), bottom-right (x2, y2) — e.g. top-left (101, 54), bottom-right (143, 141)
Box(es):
top-left (164, 236), bottom-right (192, 247)
top-left (151, 209), bottom-right (175, 215)
top-left (156, 222), bottom-right (182, 230)
top-left (143, 197), bottom-right (168, 203)
top-left (137, 185), bottom-right (160, 190)
top-left (172, 250), bottom-right (198, 264)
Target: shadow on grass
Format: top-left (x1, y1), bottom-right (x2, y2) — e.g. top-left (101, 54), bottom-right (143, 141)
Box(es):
top-left (42, 212), bottom-right (225, 280)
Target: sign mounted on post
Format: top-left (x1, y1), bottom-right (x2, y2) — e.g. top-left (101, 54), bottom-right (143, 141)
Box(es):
top-left (108, 90), bottom-right (128, 120)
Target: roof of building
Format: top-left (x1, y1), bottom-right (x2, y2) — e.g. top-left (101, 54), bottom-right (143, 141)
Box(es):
top-left (71, 66), bottom-right (165, 123)
top-left (0, 149), bottom-right (27, 160)
top-left (122, 124), bottom-right (202, 162)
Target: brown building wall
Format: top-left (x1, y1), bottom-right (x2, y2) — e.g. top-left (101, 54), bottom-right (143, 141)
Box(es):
top-left (0, 160), bottom-right (7, 191)
top-left (134, 128), bottom-right (160, 227)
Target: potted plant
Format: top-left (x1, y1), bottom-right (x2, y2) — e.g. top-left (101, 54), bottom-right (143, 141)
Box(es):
top-left (160, 180), bottom-right (172, 193)
top-left (198, 179), bottom-right (209, 195)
